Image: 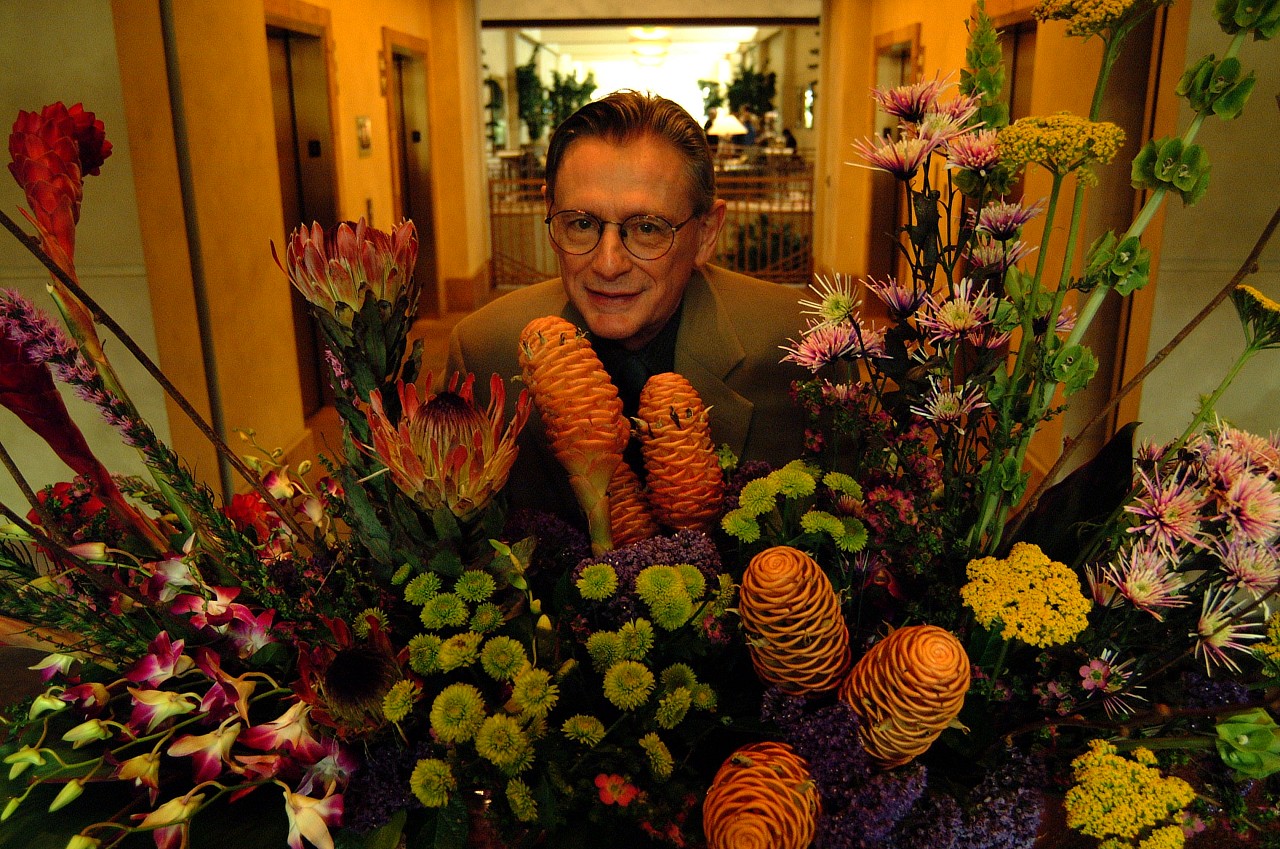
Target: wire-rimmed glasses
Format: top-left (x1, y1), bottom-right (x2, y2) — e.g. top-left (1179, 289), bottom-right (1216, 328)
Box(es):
top-left (544, 209), bottom-right (698, 260)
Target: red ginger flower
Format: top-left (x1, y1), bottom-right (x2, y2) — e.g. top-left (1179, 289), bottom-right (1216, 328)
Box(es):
top-left (8, 102), bottom-right (112, 270)
top-left (363, 372), bottom-right (530, 523)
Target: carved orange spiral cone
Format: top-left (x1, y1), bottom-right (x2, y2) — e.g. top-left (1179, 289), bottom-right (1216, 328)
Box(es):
top-left (635, 373), bottom-right (724, 533)
top-left (607, 462), bottom-right (659, 547)
top-left (702, 741), bottom-right (820, 849)
top-left (738, 546), bottom-right (851, 697)
top-left (839, 624), bottom-right (971, 768)
top-left (519, 316), bottom-right (629, 554)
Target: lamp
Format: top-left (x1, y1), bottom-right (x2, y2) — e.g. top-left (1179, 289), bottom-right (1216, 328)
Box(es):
top-left (706, 111), bottom-right (748, 139)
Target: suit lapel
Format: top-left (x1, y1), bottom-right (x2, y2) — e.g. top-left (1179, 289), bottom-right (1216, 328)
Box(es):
top-left (674, 268), bottom-right (754, 458)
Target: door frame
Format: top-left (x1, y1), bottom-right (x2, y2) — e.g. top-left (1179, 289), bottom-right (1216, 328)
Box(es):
top-left (382, 28), bottom-right (443, 318)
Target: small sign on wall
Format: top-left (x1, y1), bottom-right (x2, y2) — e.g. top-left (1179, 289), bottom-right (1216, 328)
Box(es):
top-left (356, 116), bottom-right (373, 157)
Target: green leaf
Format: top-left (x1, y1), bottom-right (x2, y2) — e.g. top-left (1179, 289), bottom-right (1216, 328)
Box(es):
top-left (429, 547), bottom-right (464, 578)
top-left (430, 506), bottom-right (462, 541)
top-left (1129, 138), bottom-right (1161, 190)
top-left (431, 797), bottom-right (470, 849)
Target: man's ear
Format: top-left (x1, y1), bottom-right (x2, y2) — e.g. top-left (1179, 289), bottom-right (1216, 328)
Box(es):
top-left (542, 183), bottom-right (551, 215)
top-left (693, 199), bottom-right (728, 268)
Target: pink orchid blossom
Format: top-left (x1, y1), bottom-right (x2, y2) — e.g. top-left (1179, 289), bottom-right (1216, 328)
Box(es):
top-left (279, 784), bottom-right (344, 849)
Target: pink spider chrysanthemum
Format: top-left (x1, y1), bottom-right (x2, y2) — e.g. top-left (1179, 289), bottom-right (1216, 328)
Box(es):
top-left (870, 73), bottom-right (954, 123)
top-left (946, 129), bottom-right (1000, 172)
top-left (782, 320), bottom-right (884, 372)
top-left (1220, 471), bottom-right (1280, 544)
top-left (1216, 538), bottom-right (1280, 598)
top-left (1103, 543), bottom-right (1190, 621)
top-left (913, 110), bottom-right (973, 148)
top-left (929, 92), bottom-right (983, 124)
top-left (966, 237), bottom-right (1036, 274)
top-left (1219, 424), bottom-right (1280, 478)
top-left (1193, 589), bottom-right (1265, 674)
top-left (849, 135), bottom-right (937, 180)
top-left (909, 378), bottom-right (989, 432)
top-left (1125, 468), bottom-right (1207, 551)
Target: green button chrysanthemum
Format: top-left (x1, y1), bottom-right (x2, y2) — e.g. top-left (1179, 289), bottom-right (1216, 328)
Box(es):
top-left (603, 660), bottom-right (655, 711)
top-left (480, 635), bottom-right (528, 681)
top-left (475, 714), bottom-right (533, 774)
top-left (639, 732), bottom-right (674, 780)
top-left (561, 714), bottom-right (606, 746)
top-left (506, 778), bottom-right (538, 822)
top-left (634, 565), bottom-right (694, 630)
top-left (382, 679), bottom-right (421, 723)
top-left (469, 602), bottom-right (504, 634)
top-left (429, 683), bottom-right (486, 743)
top-left (420, 592), bottom-right (469, 630)
top-left (408, 634), bottom-right (443, 675)
top-left (654, 687), bottom-right (693, 729)
top-left (587, 631), bottom-right (623, 672)
top-left (438, 632), bottom-right (483, 672)
top-left (618, 619), bottom-right (655, 661)
top-left (405, 572), bottom-right (443, 605)
top-left (660, 663), bottom-right (698, 692)
top-left (454, 570), bottom-right (497, 603)
top-left (410, 758), bottom-right (455, 808)
top-left (576, 563), bottom-right (619, 601)
top-left (511, 667), bottom-right (558, 718)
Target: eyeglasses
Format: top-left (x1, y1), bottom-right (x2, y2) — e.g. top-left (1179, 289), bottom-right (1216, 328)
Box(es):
top-left (544, 209), bottom-right (698, 260)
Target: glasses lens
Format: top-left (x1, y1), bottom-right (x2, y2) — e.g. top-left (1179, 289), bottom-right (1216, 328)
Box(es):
top-left (548, 211), bottom-right (602, 254)
top-left (620, 215), bottom-right (676, 260)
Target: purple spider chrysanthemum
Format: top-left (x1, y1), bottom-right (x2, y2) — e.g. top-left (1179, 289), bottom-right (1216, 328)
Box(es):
top-left (1125, 468), bottom-right (1207, 551)
top-left (849, 135), bottom-right (937, 180)
top-left (1220, 471), bottom-right (1280, 543)
top-left (870, 74), bottom-right (953, 124)
top-left (1193, 588), bottom-right (1264, 674)
top-left (1216, 537), bottom-right (1280, 597)
top-left (972, 198), bottom-right (1045, 241)
top-left (966, 237), bottom-right (1036, 273)
top-left (916, 278), bottom-right (998, 345)
top-left (1103, 543), bottom-right (1190, 621)
top-left (863, 275), bottom-right (930, 318)
top-left (909, 378), bottom-right (989, 432)
top-left (946, 128), bottom-right (1000, 172)
top-left (782, 320), bottom-right (884, 372)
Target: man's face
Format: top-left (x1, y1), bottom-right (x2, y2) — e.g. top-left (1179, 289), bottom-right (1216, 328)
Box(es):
top-left (546, 135), bottom-right (725, 351)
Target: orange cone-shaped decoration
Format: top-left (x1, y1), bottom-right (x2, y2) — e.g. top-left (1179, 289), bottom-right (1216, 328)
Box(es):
top-left (607, 462), bottom-right (659, 547)
top-left (635, 373), bottom-right (724, 533)
top-left (702, 741), bottom-right (820, 849)
top-left (738, 546), bottom-right (851, 697)
top-left (519, 316), bottom-right (629, 554)
top-left (839, 624), bottom-right (971, 768)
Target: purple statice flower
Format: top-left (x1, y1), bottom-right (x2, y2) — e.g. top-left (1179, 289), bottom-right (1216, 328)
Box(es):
top-left (971, 199), bottom-right (1045, 242)
top-left (1181, 670), bottom-right (1250, 709)
top-left (570, 530), bottom-right (723, 630)
top-left (505, 507), bottom-right (591, 579)
top-left (1125, 468), bottom-right (1207, 552)
top-left (946, 129), bottom-right (1000, 173)
top-left (1216, 537), bottom-right (1280, 597)
top-left (909, 377), bottom-right (989, 433)
top-left (954, 748), bottom-right (1047, 849)
top-left (849, 135), bottom-right (938, 180)
top-left (886, 794), bottom-right (963, 849)
top-left (864, 275), bottom-right (930, 318)
top-left (342, 738), bottom-right (431, 833)
top-left (724, 460), bottom-right (776, 514)
top-left (871, 74), bottom-right (953, 124)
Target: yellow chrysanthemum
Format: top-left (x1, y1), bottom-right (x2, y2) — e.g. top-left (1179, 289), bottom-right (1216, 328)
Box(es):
top-left (998, 113), bottom-right (1124, 179)
top-left (961, 541), bottom-right (1092, 647)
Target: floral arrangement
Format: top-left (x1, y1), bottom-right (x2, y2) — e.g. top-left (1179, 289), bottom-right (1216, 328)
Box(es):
top-left (1, 2), bottom-right (1279, 849)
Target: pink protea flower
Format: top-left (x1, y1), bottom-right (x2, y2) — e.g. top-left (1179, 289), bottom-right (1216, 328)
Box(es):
top-left (1125, 468), bottom-right (1207, 551)
top-left (280, 218), bottom-right (418, 326)
top-left (1103, 543), bottom-right (1190, 621)
top-left (946, 128), bottom-right (1000, 173)
top-left (1193, 589), bottom-right (1264, 674)
top-left (871, 73), bottom-right (954, 123)
top-left (863, 274), bottom-right (930, 318)
top-left (972, 198), bottom-right (1045, 241)
top-left (1216, 538), bottom-right (1280, 597)
top-left (849, 135), bottom-right (937, 179)
top-left (909, 377), bottom-right (989, 432)
top-left (1220, 471), bottom-right (1280, 543)
top-left (363, 372), bottom-right (531, 524)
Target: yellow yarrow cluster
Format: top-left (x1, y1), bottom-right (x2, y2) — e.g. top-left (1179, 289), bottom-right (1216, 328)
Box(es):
top-left (1232, 284), bottom-right (1280, 349)
top-left (1033, 0), bottom-right (1140, 37)
top-left (998, 113), bottom-right (1125, 180)
top-left (961, 541), bottom-right (1092, 647)
top-left (1064, 740), bottom-right (1195, 847)
top-left (1258, 611), bottom-right (1280, 670)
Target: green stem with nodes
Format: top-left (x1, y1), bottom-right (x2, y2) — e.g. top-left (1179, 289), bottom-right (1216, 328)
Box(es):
top-left (1169, 342), bottom-right (1260, 453)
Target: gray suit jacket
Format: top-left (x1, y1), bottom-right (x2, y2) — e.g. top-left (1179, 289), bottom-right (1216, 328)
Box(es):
top-left (446, 265), bottom-right (809, 518)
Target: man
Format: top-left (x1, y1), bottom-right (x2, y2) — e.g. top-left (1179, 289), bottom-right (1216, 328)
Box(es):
top-left (448, 90), bottom-right (807, 517)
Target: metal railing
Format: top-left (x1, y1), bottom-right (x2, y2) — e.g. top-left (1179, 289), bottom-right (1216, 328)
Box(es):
top-left (487, 149), bottom-right (814, 290)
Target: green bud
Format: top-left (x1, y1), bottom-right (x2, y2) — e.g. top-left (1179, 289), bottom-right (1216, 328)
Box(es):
top-left (48, 779), bottom-right (85, 813)
top-left (65, 836), bottom-right (102, 849)
top-left (62, 718), bottom-right (114, 749)
top-left (1, 797), bottom-right (20, 822)
top-left (4, 745), bottom-right (46, 780)
top-left (29, 693), bottom-right (67, 720)
top-left (1216, 707), bottom-right (1280, 779)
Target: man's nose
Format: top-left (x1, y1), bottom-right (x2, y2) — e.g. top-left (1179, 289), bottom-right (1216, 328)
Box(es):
top-left (591, 222), bottom-right (632, 278)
